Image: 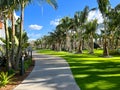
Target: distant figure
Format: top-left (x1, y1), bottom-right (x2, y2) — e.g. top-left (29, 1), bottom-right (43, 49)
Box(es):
top-left (94, 43), bottom-right (100, 49)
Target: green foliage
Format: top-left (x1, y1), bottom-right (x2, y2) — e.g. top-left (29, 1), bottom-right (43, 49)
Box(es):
top-left (24, 58), bottom-right (32, 71)
top-left (38, 49), bottom-right (120, 90)
top-left (14, 36), bottom-right (19, 46)
top-left (46, 0), bottom-right (58, 9)
top-left (0, 72), bottom-right (14, 87)
top-left (24, 62), bottom-right (29, 71)
top-left (109, 49), bottom-right (120, 55)
top-left (0, 46), bottom-right (5, 56)
top-left (97, 0), bottom-right (110, 16)
top-left (85, 19), bottom-right (98, 34)
top-left (8, 68), bottom-right (15, 75)
top-left (0, 37), bottom-right (6, 44)
top-left (117, 49), bottom-right (120, 54)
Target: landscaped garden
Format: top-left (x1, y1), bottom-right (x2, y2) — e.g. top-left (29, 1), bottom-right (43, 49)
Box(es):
top-left (37, 49), bottom-right (120, 90)
top-left (0, 0), bottom-right (120, 90)
top-left (34, 1), bottom-right (120, 89)
top-left (0, 0), bottom-right (57, 89)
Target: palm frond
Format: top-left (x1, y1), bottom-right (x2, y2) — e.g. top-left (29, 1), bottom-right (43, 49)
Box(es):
top-left (14, 36), bottom-right (19, 46)
top-left (46, 0), bottom-right (58, 9)
top-left (0, 46), bottom-right (4, 55)
top-left (0, 37), bottom-right (6, 44)
top-left (97, 0), bottom-right (110, 16)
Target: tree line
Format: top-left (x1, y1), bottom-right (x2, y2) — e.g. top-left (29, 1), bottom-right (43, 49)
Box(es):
top-left (35, 0), bottom-right (120, 56)
top-left (0, 0), bottom-right (58, 72)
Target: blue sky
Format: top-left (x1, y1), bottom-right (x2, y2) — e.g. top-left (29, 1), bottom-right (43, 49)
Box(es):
top-left (15, 0), bottom-right (120, 41)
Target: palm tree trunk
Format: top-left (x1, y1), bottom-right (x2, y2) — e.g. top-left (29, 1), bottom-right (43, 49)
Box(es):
top-left (115, 38), bottom-right (119, 49)
top-left (59, 41), bottom-right (62, 51)
top-left (66, 33), bottom-right (70, 51)
top-left (15, 2), bottom-right (24, 70)
top-left (103, 16), bottom-right (109, 57)
top-left (103, 37), bottom-right (109, 56)
top-left (4, 15), bottom-right (12, 71)
top-left (77, 30), bottom-right (82, 53)
top-left (78, 39), bottom-right (82, 53)
top-left (89, 34), bottom-right (94, 54)
top-left (11, 11), bottom-right (15, 68)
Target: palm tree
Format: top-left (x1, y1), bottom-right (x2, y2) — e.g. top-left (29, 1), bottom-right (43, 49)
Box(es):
top-left (59, 17), bottom-right (73, 52)
top-left (74, 11), bottom-right (82, 53)
top-left (48, 31), bottom-right (59, 50)
top-left (15, 0), bottom-right (58, 70)
top-left (85, 19), bottom-right (98, 54)
top-left (10, 1), bottom-right (20, 69)
top-left (0, 0), bottom-right (12, 71)
top-left (97, 0), bottom-right (110, 57)
top-left (0, 0), bottom-right (22, 71)
top-left (112, 4), bottom-right (120, 49)
top-left (108, 4), bottom-right (120, 50)
top-left (74, 6), bottom-right (89, 53)
top-left (56, 23), bottom-right (68, 51)
top-left (0, 0), bottom-right (58, 70)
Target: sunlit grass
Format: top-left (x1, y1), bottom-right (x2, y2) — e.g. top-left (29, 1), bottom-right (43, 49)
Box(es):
top-left (37, 49), bottom-right (120, 90)
top-left (86, 80), bottom-right (116, 90)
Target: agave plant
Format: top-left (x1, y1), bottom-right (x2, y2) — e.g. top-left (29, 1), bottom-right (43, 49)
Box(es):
top-left (0, 72), bottom-right (14, 87)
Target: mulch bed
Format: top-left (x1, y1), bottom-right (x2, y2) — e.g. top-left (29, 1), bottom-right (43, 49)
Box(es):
top-left (0, 60), bottom-right (35, 90)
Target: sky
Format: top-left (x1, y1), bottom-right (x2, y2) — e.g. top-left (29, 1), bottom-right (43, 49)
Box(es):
top-left (15, 0), bottom-right (120, 41)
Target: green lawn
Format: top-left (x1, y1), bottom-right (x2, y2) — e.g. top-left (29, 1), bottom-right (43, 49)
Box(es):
top-left (37, 49), bottom-right (120, 90)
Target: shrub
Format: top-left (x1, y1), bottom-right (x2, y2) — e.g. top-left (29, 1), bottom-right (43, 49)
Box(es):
top-left (24, 62), bottom-right (29, 71)
top-left (8, 68), bottom-right (15, 75)
top-left (0, 72), bottom-right (14, 87)
top-left (24, 58), bottom-right (32, 71)
top-left (109, 49), bottom-right (120, 55)
top-left (117, 49), bottom-right (120, 54)
top-left (0, 56), bottom-right (6, 67)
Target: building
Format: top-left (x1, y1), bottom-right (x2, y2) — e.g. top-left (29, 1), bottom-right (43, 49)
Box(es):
top-left (0, 12), bottom-right (19, 44)
top-left (0, 21), bottom-right (5, 45)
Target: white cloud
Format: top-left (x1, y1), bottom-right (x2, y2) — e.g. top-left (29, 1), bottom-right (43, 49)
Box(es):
top-left (50, 18), bottom-right (60, 26)
top-left (88, 10), bottom-right (103, 24)
top-left (14, 11), bottom-right (19, 21)
top-left (28, 39), bottom-right (36, 42)
top-left (28, 33), bottom-right (41, 40)
top-left (29, 24), bottom-right (43, 30)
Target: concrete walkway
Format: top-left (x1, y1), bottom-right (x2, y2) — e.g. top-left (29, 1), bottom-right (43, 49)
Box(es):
top-left (14, 52), bottom-right (80, 90)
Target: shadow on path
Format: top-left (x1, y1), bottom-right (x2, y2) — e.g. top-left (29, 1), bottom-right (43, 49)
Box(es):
top-left (14, 52), bottom-right (80, 90)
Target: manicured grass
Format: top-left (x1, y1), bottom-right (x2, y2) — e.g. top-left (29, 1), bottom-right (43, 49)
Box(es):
top-left (37, 49), bottom-right (120, 90)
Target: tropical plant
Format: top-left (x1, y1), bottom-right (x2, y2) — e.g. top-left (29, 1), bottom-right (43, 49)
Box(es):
top-left (56, 25), bottom-right (67, 51)
top-left (0, 0), bottom-right (20, 71)
top-left (85, 19), bottom-right (98, 54)
top-left (0, 72), bottom-right (14, 87)
top-left (15, 0), bottom-right (58, 70)
top-left (108, 3), bottom-right (120, 50)
top-left (0, 46), bottom-right (5, 56)
top-left (74, 6), bottom-right (89, 53)
top-left (59, 17), bottom-right (73, 52)
top-left (24, 58), bottom-right (32, 71)
top-left (97, 0), bottom-right (110, 56)
top-left (34, 39), bottom-right (42, 49)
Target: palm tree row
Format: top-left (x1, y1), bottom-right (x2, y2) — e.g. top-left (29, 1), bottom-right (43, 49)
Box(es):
top-left (0, 0), bottom-right (58, 71)
top-left (35, 1), bottom-right (120, 57)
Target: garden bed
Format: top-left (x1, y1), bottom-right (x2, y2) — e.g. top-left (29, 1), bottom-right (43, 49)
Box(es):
top-left (0, 60), bottom-right (35, 90)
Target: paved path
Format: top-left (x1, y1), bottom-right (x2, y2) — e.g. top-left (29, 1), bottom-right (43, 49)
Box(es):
top-left (14, 52), bottom-right (80, 90)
